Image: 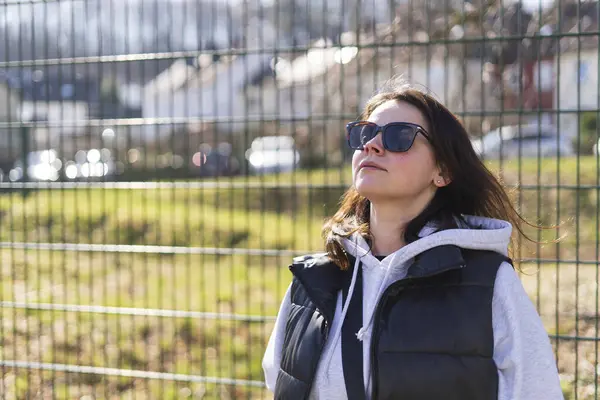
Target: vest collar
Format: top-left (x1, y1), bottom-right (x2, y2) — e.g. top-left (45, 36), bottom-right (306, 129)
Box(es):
top-left (289, 253), bottom-right (347, 323)
top-left (406, 245), bottom-right (466, 278)
top-left (289, 245), bottom-right (466, 320)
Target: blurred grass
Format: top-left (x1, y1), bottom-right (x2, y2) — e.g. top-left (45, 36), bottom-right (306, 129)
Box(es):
top-left (1, 252), bottom-right (290, 399)
top-left (0, 156), bottom-right (597, 260)
top-left (0, 156), bottom-right (598, 399)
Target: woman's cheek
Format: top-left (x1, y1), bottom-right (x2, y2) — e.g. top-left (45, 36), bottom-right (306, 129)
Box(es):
top-left (351, 153), bottom-right (363, 175)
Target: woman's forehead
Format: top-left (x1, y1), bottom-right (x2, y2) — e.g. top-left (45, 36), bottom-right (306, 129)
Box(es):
top-left (367, 100), bottom-right (429, 129)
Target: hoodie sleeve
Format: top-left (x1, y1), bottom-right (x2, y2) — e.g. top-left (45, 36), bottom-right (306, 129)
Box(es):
top-left (492, 261), bottom-right (564, 400)
top-left (262, 282), bottom-right (292, 392)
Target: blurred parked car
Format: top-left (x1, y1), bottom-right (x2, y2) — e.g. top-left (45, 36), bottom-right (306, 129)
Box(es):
top-left (8, 149), bottom-right (62, 182)
top-left (63, 148), bottom-right (117, 181)
top-left (191, 142), bottom-right (240, 177)
top-left (8, 148), bottom-right (119, 182)
top-left (245, 136), bottom-right (300, 174)
top-left (471, 124), bottom-right (575, 159)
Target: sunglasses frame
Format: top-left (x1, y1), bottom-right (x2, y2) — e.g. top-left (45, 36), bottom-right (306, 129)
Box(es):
top-left (345, 121), bottom-right (431, 152)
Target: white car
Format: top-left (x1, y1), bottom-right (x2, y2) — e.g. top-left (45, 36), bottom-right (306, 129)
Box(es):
top-left (246, 136), bottom-right (300, 174)
top-left (9, 149), bottom-right (62, 182)
top-left (471, 124), bottom-right (575, 159)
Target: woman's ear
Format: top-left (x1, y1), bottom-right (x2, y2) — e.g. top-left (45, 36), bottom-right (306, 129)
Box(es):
top-left (434, 165), bottom-right (451, 187)
top-left (434, 176), bottom-right (451, 187)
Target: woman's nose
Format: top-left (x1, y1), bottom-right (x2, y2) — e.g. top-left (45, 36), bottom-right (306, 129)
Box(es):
top-left (363, 133), bottom-right (384, 154)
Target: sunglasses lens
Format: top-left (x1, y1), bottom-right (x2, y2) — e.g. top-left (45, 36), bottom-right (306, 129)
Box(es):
top-left (347, 123), bottom-right (421, 152)
top-left (348, 124), bottom-right (376, 149)
top-left (384, 125), bottom-right (417, 152)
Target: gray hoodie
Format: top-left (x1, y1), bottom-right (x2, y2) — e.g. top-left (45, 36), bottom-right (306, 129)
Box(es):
top-left (262, 215), bottom-right (564, 400)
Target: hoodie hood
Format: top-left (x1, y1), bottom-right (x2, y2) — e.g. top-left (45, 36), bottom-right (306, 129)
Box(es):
top-left (341, 215), bottom-right (512, 272)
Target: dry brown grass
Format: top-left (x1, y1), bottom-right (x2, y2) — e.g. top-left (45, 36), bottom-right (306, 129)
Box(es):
top-left (520, 262), bottom-right (600, 400)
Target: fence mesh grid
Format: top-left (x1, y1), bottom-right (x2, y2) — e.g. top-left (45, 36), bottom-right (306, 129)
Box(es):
top-left (0, 0), bottom-right (598, 399)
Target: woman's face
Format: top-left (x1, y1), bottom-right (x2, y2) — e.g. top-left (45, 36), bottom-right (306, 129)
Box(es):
top-left (351, 100), bottom-right (445, 203)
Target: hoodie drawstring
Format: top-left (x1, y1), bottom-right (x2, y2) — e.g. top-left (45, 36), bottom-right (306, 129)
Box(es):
top-left (356, 252), bottom-right (396, 341)
top-left (338, 235), bottom-right (399, 342)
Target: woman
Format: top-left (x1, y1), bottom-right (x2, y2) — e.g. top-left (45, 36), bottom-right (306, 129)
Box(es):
top-left (262, 80), bottom-right (564, 400)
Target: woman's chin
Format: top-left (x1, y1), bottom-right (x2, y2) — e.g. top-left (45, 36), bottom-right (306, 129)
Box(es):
top-left (355, 184), bottom-right (389, 200)
top-left (355, 175), bottom-right (387, 191)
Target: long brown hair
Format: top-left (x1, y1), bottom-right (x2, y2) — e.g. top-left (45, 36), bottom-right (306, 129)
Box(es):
top-left (322, 79), bottom-right (538, 270)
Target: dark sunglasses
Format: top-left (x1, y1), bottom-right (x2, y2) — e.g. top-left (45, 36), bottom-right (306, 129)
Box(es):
top-left (345, 121), bottom-right (431, 152)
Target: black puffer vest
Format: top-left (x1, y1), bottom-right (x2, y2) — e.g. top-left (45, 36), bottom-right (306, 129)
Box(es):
top-left (273, 245), bottom-right (511, 400)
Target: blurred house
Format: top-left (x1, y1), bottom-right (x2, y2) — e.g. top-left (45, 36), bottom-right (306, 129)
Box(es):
top-left (482, 1), bottom-right (600, 143)
top-left (554, 7), bottom-right (600, 141)
top-left (552, 47), bottom-right (599, 143)
top-left (134, 0), bottom-right (600, 163)
top-left (0, 77), bottom-right (21, 171)
top-left (9, 69), bottom-right (98, 155)
top-left (142, 52), bottom-right (275, 138)
top-left (140, 17), bottom-right (280, 155)
top-left (140, 17), bottom-right (503, 165)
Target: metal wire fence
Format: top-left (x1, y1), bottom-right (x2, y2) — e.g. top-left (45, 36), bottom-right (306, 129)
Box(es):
top-left (0, 0), bottom-right (598, 399)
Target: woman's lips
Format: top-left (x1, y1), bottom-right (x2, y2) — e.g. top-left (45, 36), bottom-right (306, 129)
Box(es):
top-left (359, 161), bottom-right (386, 171)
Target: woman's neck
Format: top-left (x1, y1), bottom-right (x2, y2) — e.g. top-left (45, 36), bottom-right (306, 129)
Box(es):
top-left (369, 207), bottom-right (408, 255)
top-left (368, 196), bottom-right (431, 255)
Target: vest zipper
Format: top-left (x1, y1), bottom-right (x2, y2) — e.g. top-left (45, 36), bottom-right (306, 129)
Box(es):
top-left (369, 262), bottom-right (466, 399)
